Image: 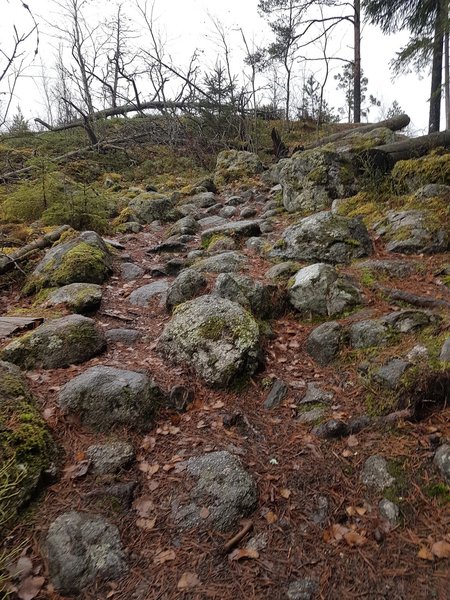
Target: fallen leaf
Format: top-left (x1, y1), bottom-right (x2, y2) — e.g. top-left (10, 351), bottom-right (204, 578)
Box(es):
top-left (431, 541), bottom-right (450, 559)
top-left (347, 435), bottom-right (359, 447)
top-left (265, 510), bottom-right (278, 524)
top-left (17, 576), bottom-right (45, 600)
top-left (7, 556), bottom-right (33, 580)
top-left (228, 548), bottom-right (259, 561)
top-left (324, 524), bottom-right (349, 543)
top-left (280, 488), bottom-right (291, 499)
top-left (141, 436), bottom-right (156, 450)
top-left (199, 506), bottom-right (210, 519)
top-left (43, 407), bottom-right (56, 421)
top-left (177, 572), bottom-right (200, 591)
top-left (344, 531), bottom-right (367, 547)
top-left (212, 400), bottom-right (225, 409)
top-left (163, 464), bottom-right (175, 472)
top-left (153, 549), bottom-right (176, 565)
top-left (133, 497), bottom-right (154, 517)
top-left (63, 460), bottom-right (90, 480)
top-left (418, 546), bottom-right (434, 561)
top-left (342, 449), bottom-right (353, 458)
top-left (138, 462), bottom-right (159, 475)
top-left (136, 517), bottom-right (156, 531)
top-left (356, 507), bottom-right (367, 516)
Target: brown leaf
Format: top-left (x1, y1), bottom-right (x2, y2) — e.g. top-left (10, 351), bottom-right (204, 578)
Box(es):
top-left (344, 531), bottom-right (367, 547)
top-left (17, 576), bottom-right (45, 600)
top-left (342, 449), bottom-right (353, 458)
top-left (141, 436), bottom-right (156, 451)
top-left (347, 435), bottom-right (359, 448)
top-left (418, 546), bottom-right (434, 561)
top-left (177, 572), bottom-right (200, 591)
top-left (431, 541), bottom-right (450, 559)
top-left (280, 488), bottom-right (291, 499)
top-left (153, 549), bottom-right (176, 565)
top-left (136, 517), bottom-right (156, 531)
top-left (199, 506), bottom-right (210, 519)
top-left (7, 557), bottom-right (33, 581)
top-left (265, 510), bottom-right (278, 524)
top-left (228, 548), bottom-right (259, 561)
top-left (324, 524), bottom-right (349, 543)
top-left (133, 496), bottom-right (154, 517)
top-left (63, 460), bottom-right (90, 480)
top-left (138, 462), bottom-right (159, 475)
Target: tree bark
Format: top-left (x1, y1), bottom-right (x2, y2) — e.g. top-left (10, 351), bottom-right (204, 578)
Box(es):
top-left (353, 0), bottom-right (361, 124)
top-left (0, 225), bottom-right (71, 275)
top-left (372, 129), bottom-right (450, 163)
top-left (428, 0), bottom-right (446, 133)
top-left (303, 113), bottom-right (410, 149)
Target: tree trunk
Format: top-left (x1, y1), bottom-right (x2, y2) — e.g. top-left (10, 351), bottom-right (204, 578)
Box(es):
top-left (428, 0), bottom-right (446, 133)
top-left (371, 129), bottom-right (450, 163)
top-left (353, 0), bottom-right (361, 124)
top-left (445, 22), bottom-right (450, 130)
top-left (303, 113), bottom-right (410, 149)
top-left (0, 226), bottom-right (71, 275)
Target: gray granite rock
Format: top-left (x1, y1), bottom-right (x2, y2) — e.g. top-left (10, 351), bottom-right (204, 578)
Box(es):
top-left (433, 444), bottom-right (450, 483)
top-left (373, 358), bottom-right (411, 389)
top-left (172, 451), bottom-right (258, 532)
top-left (376, 209), bottom-right (449, 254)
top-left (379, 499), bottom-right (400, 526)
top-left (86, 441), bottom-right (135, 475)
top-left (128, 280), bottom-right (169, 306)
top-left (264, 379), bottom-right (288, 409)
top-left (360, 456), bottom-right (395, 491)
top-left (121, 262), bottom-right (144, 281)
top-left (105, 328), bottom-right (141, 344)
top-left (166, 268), bottom-right (207, 310)
top-left (42, 283), bottom-right (102, 314)
top-left (286, 578), bottom-right (318, 600)
top-left (306, 321), bottom-right (344, 366)
top-left (193, 252), bottom-right (246, 274)
top-left (46, 511), bottom-right (127, 595)
top-left (214, 273), bottom-right (272, 318)
top-left (440, 338), bottom-right (450, 361)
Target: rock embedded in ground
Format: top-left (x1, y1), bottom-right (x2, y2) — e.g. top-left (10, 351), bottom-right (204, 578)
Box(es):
top-left (1, 315), bottom-right (106, 370)
top-left (0, 361), bottom-right (56, 527)
top-left (220, 206), bottom-right (237, 218)
top-left (58, 366), bottom-right (163, 431)
top-left (165, 268), bottom-right (207, 310)
top-left (271, 211), bottom-right (373, 264)
top-left (201, 220), bottom-right (261, 246)
top-left (213, 273), bottom-right (273, 318)
top-left (264, 379), bottom-right (288, 409)
top-left (356, 259), bottom-right (418, 278)
top-left (373, 358), bottom-right (411, 390)
top-left (286, 578), bottom-right (318, 600)
top-left (46, 511), bottom-right (127, 595)
top-left (288, 263), bottom-right (362, 317)
top-left (172, 451), bottom-right (258, 532)
top-left (433, 444), bottom-right (450, 483)
top-left (299, 383), bottom-right (333, 405)
top-left (120, 262), bottom-right (144, 281)
top-left (105, 328), bottom-right (141, 344)
top-left (208, 235), bottom-right (236, 253)
top-left (349, 319), bottom-right (389, 349)
top-left (158, 295), bottom-right (260, 387)
top-left (440, 338), bottom-right (450, 361)
top-left (380, 309), bottom-right (439, 333)
top-left (41, 283), bottom-right (103, 314)
top-left (86, 441), bottom-right (135, 475)
top-left (360, 456), bottom-right (395, 491)
top-left (198, 215), bottom-right (228, 230)
top-left (279, 147), bottom-right (359, 213)
top-left (306, 321), bottom-right (344, 366)
top-left (376, 209), bottom-right (449, 254)
top-left (167, 215), bottom-right (199, 237)
top-left (265, 261), bottom-right (300, 280)
top-left (128, 280), bottom-right (169, 307)
top-left (193, 251), bottom-right (246, 274)
top-left (128, 191), bottom-right (176, 223)
top-left (379, 499), bottom-right (400, 526)
top-left (24, 231), bottom-right (113, 294)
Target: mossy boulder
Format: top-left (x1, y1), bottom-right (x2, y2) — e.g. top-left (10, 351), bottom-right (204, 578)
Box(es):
top-left (24, 231), bottom-right (113, 295)
top-left (392, 151), bottom-right (450, 192)
top-left (270, 211), bottom-right (373, 264)
top-left (158, 295), bottom-right (260, 387)
top-left (375, 209), bottom-right (449, 254)
top-left (213, 273), bottom-right (273, 318)
top-left (1, 315), bottom-right (106, 370)
top-left (214, 150), bottom-right (263, 186)
top-left (40, 283), bottom-right (103, 314)
top-left (279, 148), bottom-right (359, 213)
top-left (201, 220), bottom-right (261, 246)
top-left (128, 191), bottom-right (177, 223)
top-left (0, 361), bottom-right (56, 529)
top-left (58, 366), bottom-right (163, 431)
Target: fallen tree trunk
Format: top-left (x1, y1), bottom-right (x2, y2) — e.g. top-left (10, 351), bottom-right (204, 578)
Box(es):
top-left (372, 129), bottom-right (450, 163)
top-left (303, 114), bottom-right (411, 150)
top-left (34, 100), bottom-right (218, 132)
top-left (0, 225), bottom-right (71, 275)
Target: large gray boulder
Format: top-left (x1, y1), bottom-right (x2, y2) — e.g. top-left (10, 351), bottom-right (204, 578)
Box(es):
top-left (24, 231), bottom-right (113, 294)
top-left (128, 191), bottom-right (176, 223)
top-left (158, 295), bottom-right (260, 387)
top-left (201, 220), bottom-right (261, 246)
top-left (271, 211), bottom-right (372, 264)
top-left (279, 148), bottom-right (358, 213)
top-left (214, 150), bottom-right (263, 185)
top-left (193, 251), bottom-right (246, 274)
top-left (288, 263), bottom-right (361, 317)
top-left (128, 281), bottom-right (169, 307)
top-left (172, 451), bottom-right (258, 532)
top-left (213, 273), bottom-right (272, 318)
top-left (306, 321), bottom-right (344, 366)
top-left (58, 366), bottom-right (163, 431)
top-left (46, 511), bottom-right (127, 595)
top-left (41, 283), bottom-right (103, 314)
top-left (166, 268), bottom-right (207, 310)
top-left (1, 315), bottom-right (106, 369)
top-left (376, 209), bottom-right (449, 254)
top-left (86, 441), bottom-right (135, 475)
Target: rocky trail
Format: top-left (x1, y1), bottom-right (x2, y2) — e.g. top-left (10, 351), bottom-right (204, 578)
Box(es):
top-left (1, 140), bottom-right (450, 600)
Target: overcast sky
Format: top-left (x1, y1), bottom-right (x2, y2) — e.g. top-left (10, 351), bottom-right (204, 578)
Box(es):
top-left (2, 0), bottom-right (433, 133)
